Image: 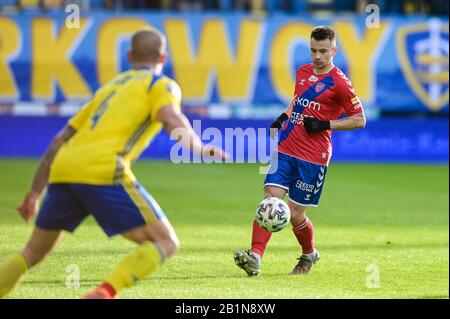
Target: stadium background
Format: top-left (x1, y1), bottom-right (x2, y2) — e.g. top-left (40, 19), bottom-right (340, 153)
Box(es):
top-left (0, 0), bottom-right (448, 299)
top-left (0, 0), bottom-right (448, 162)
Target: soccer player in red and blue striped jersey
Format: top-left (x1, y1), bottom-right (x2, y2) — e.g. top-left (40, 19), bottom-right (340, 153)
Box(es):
top-left (235, 26), bottom-right (366, 276)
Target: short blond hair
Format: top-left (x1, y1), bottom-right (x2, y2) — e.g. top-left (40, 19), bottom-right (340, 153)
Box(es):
top-left (130, 27), bottom-right (166, 64)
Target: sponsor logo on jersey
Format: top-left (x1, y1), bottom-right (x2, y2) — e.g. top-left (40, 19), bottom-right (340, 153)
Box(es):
top-left (308, 75), bottom-right (318, 82)
top-left (294, 96), bottom-right (321, 111)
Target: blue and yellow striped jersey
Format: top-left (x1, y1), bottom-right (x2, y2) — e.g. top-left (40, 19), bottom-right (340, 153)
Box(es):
top-left (49, 68), bottom-right (182, 185)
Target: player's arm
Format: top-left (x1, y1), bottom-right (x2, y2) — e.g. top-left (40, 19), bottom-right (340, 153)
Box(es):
top-left (270, 69), bottom-right (301, 138)
top-left (303, 111), bottom-right (366, 133)
top-left (304, 79), bottom-right (366, 133)
top-left (30, 125), bottom-right (76, 194)
top-left (17, 125), bottom-right (76, 223)
top-left (156, 104), bottom-right (229, 160)
top-left (270, 98), bottom-right (295, 139)
top-left (330, 113), bottom-right (366, 130)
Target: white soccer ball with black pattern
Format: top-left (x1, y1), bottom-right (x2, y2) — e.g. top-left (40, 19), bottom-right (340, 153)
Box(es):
top-left (255, 197), bottom-right (291, 232)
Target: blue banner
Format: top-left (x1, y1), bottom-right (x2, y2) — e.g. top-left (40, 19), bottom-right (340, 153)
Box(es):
top-left (0, 116), bottom-right (447, 163)
top-left (0, 13), bottom-right (448, 113)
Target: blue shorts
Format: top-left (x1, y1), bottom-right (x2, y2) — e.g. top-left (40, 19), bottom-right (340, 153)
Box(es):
top-left (36, 182), bottom-right (166, 237)
top-left (264, 151), bottom-right (328, 207)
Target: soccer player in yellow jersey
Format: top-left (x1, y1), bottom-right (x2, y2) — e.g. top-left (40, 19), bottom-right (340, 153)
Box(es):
top-left (0, 27), bottom-right (227, 299)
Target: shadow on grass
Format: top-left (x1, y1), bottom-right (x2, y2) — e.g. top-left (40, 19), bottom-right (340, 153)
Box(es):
top-left (23, 278), bottom-right (100, 286)
top-left (21, 273), bottom-right (284, 292)
top-left (140, 272), bottom-right (292, 281)
top-left (265, 242), bottom-right (449, 252)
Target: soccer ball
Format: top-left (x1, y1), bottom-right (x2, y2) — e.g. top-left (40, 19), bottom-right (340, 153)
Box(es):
top-left (255, 197), bottom-right (291, 232)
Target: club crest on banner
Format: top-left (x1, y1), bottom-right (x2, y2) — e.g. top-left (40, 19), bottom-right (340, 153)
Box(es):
top-left (396, 19), bottom-right (449, 111)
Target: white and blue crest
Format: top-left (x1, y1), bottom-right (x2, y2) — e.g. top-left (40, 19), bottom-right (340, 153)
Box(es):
top-left (397, 18), bottom-right (449, 111)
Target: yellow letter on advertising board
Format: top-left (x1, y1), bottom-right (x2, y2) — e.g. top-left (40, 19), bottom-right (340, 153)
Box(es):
top-left (32, 18), bottom-right (91, 100)
top-left (270, 23), bottom-right (313, 102)
top-left (97, 18), bottom-right (149, 85)
top-left (0, 18), bottom-right (21, 100)
top-left (165, 19), bottom-right (263, 102)
top-left (334, 21), bottom-right (390, 100)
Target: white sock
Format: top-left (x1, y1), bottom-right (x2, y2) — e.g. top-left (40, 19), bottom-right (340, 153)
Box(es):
top-left (250, 252), bottom-right (262, 264)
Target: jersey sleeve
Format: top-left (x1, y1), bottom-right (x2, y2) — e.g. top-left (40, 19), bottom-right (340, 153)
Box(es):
top-left (149, 78), bottom-right (182, 120)
top-left (68, 101), bottom-right (94, 130)
top-left (294, 69), bottom-right (300, 96)
top-left (336, 78), bottom-right (364, 117)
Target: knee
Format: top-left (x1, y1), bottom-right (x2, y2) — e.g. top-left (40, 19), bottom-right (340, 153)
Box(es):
top-left (289, 208), bottom-right (307, 227)
top-left (157, 235), bottom-right (180, 259)
top-left (22, 246), bottom-right (44, 267)
top-left (264, 190), bottom-right (273, 198)
top-left (167, 236), bottom-right (181, 257)
top-left (264, 189), bottom-right (278, 198)
top-left (290, 215), bottom-right (305, 227)
top-left (264, 185), bottom-right (287, 199)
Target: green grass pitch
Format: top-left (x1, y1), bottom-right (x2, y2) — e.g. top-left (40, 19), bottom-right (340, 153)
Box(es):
top-left (0, 159), bottom-right (448, 299)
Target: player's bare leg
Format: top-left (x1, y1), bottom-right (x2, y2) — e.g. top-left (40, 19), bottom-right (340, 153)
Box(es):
top-left (289, 202), bottom-right (319, 275)
top-left (234, 185), bottom-right (287, 276)
top-left (0, 227), bottom-right (62, 298)
top-left (82, 218), bottom-right (180, 299)
top-left (264, 185), bottom-right (288, 199)
top-left (22, 227), bottom-right (63, 266)
top-left (122, 217), bottom-right (180, 256)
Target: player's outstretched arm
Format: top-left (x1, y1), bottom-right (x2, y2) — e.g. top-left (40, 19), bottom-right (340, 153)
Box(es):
top-left (329, 113), bottom-right (366, 130)
top-left (304, 113), bottom-right (366, 134)
top-left (17, 125), bottom-right (76, 223)
top-left (157, 104), bottom-right (229, 160)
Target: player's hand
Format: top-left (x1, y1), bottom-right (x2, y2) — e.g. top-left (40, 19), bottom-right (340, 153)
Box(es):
top-left (303, 116), bottom-right (330, 134)
top-left (269, 113), bottom-right (289, 140)
top-left (202, 145), bottom-right (230, 161)
top-left (17, 190), bottom-right (40, 223)
top-left (269, 127), bottom-right (279, 140)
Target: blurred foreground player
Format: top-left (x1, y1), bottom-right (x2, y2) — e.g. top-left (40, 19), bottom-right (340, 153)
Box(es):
top-left (0, 27), bottom-right (227, 299)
